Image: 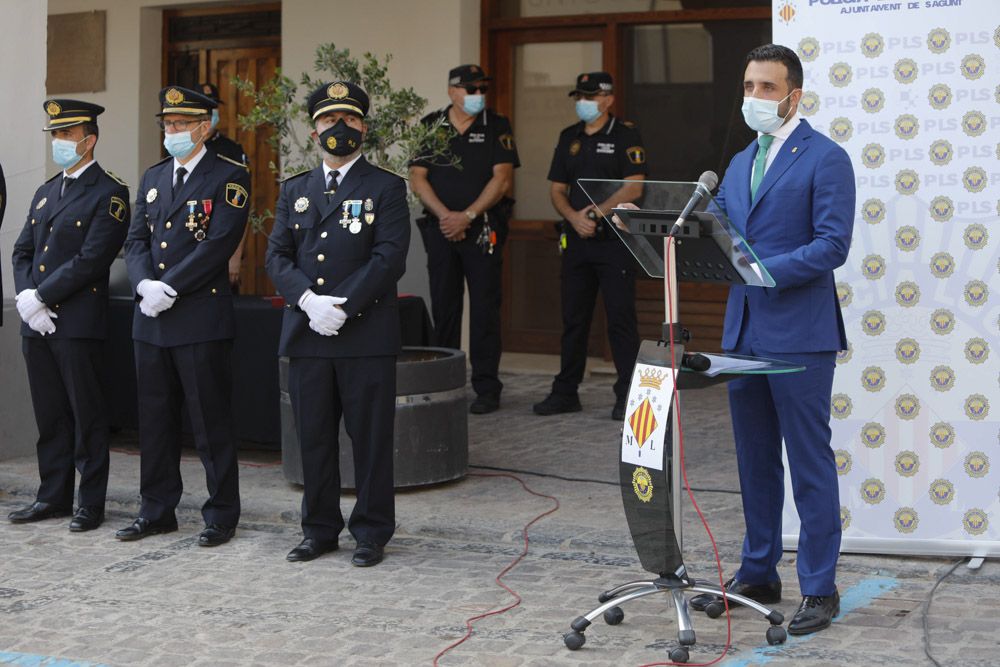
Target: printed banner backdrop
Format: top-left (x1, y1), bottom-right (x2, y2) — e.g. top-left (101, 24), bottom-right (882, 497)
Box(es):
top-left (774, 1), bottom-right (999, 556)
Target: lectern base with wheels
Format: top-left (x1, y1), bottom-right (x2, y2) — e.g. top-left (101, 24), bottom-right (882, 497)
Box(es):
top-left (561, 180), bottom-right (804, 662)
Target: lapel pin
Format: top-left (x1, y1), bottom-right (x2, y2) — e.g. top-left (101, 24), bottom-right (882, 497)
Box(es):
top-left (791, 146), bottom-right (798, 153)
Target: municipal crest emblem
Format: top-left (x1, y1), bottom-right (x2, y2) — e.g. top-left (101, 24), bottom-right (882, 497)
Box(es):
top-left (831, 394), bottom-right (853, 419)
top-left (861, 422), bottom-right (886, 449)
top-left (964, 452), bottom-right (989, 478)
top-left (929, 479), bottom-right (955, 505)
top-left (861, 33), bottom-right (884, 59)
top-left (862, 254), bottom-right (886, 279)
top-left (960, 54), bottom-right (986, 80)
top-left (895, 282), bottom-right (920, 308)
top-left (861, 88), bottom-right (885, 114)
top-left (829, 62), bottom-right (852, 87)
top-left (927, 28), bottom-right (950, 54)
top-left (894, 114), bottom-right (919, 140)
top-left (895, 451), bottom-right (920, 477)
top-left (895, 169), bottom-right (919, 195)
top-left (928, 139), bottom-right (953, 166)
top-left (964, 280), bottom-right (988, 307)
top-left (929, 422), bottom-right (955, 449)
top-left (828, 117), bottom-right (853, 142)
top-left (894, 508), bottom-right (919, 534)
top-left (632, 467), bottom-right (653, 503)
top-left (861, 143), bottom-right (885, 169)
top-left (862, 310), bottom-right (886, 336)
top-left (929, 196), bottom-right (954, 222)
top-left (929, 252), bottom-right (955, 278)
top-left (963, 166), bottom-right (987, 193)
top-left (834, 450), bottom-right (852, 475)
top-left (964, 223), bottom-right (988, 250)
top-left (861, 366), bottom-right (886, 392)
top-left (963, 509), bottom-right (988, 536)
top-left (927, 83), bottom-right (952, 109)
top-left (895, 226), bottom-right (920, 252)
top-left (895, 393), bottom-right (920, 420)
top-left (964, 337), bottom-right (989, 364)
top-left (861, 198), bottom-right (885, 225)
top-left (895, 337), bottom-right (920, 364)
top-left (893, 58), bottom-right (918, 85)
top-left (861, 478), bottom-right (886, 505)
top-left (962, 110), bottom-right (987, 137)
top-left (964, 394), bottom-right (989, 420)
top-left (929, 309), bottom-right (955, 335)
top-left (798, 37), bottom-right (820, 62)
top-left (929, 365), bottom-right (956, 392)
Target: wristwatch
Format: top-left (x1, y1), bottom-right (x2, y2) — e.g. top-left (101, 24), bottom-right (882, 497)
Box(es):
top-left (464, 210), bottom-right (477, 221)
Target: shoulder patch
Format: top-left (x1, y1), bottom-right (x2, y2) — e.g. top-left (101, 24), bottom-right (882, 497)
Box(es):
top-left (225, 182), bottom-right (249, 208)
top-left (109, 196), bottom-right (128, 222)
top-left (626, 146), bottom-right (645, 165)
top-left (216, 153), bottom-right (249, 170)
top-left (498, 133), bottom-right (515, 151)
top-left (103, 169), bottom-right (129, 187)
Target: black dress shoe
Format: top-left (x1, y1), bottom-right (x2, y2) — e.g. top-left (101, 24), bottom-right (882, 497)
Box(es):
top-left (115, 517), bottom-right (178, 541)
top-left (470, 393), bottom-right (500, 414)
top-left (8, 501), bottom-right (72, 524)
top-left (532, 393), bottom-right (582, 416)
top-left (351, 541), bottom-right (384, 567)
top-left (198, 524), bottom-right (236, 547)
top-left (690, 576), bottom-right (782, 612)
top-left (69, 506), bottom-right (104, 532)
top-left (787, 590), bottom-right (839, 635)
top-left (611, 397), bottom-right (627, 421)
top-left (286, 538), bottom-right (338, 562)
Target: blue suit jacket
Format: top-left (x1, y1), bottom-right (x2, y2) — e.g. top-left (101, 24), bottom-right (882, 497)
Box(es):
top-left (715, 119), bottom-right (854, 353)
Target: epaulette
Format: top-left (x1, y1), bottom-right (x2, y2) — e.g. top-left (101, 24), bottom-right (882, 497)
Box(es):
top-left (621, 120), bottom-right (637, 128)
top-left (373, 164), bottom-right (406, 180)
top-left (280, 169), bottom-right (311, 183)
top-left (103, 169), bottom-right (129, 187)
top-left (150, 155), bottom-right (172, 168)
top-left (216, 153), bottom-right (250, 170)
top-left (44, 172), bottom-right (61, 183)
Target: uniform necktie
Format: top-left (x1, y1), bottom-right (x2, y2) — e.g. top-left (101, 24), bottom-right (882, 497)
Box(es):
top-left (60, 176), bottom-right (74, 198)
top-left (750, 134), bottom-right (775, 200)
top-left (326, 170), bottom-right (340, 198)
top-left (173, 166), bottom-right (187, 196)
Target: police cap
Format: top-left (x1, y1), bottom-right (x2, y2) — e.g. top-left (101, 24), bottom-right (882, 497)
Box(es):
top-left (42, 99), bottom-right (104, 131)
top-left (569, 72), bottom-right (614, 96)
top-left (307, 81), bottom-right (369, 121)
top-left (156, 86), bottom-right (217, 117)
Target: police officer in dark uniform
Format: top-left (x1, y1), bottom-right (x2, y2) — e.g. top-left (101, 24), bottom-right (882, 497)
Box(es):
top-left (410, 64), bottom-right (519, 414)
top-left (266, 81), bottom-right (410, 567)
top-left (118, 86), bottom-right (251, 547)
top-left (199, 83), bottom-right (249, 290)
top-left (1, 161), bottom-right (6, 328)
top-left (9, 99), bottom-right (129, 531)
top-left (533, 72), bottom-right (646, 421)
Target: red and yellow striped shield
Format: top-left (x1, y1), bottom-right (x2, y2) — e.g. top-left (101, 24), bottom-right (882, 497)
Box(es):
top-left (628, 398), bottom-right (658, 448)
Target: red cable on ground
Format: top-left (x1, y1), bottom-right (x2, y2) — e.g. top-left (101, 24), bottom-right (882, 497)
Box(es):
top-left (432, 471), bottom-right (560, 666)
top-left (640, 237), bottom-right (732, 667)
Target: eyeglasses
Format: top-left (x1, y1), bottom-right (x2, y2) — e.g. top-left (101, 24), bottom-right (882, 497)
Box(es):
top-left (158, 118), bottom-right (205, 131)
top-left (571, 92), bottom-right (609, 101)
top-left (455, 84), bottom-right (489, 94)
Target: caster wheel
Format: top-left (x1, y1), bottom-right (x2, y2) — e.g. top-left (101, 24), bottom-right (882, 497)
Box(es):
top-left (705, 600), bottom-right (725, 619)
top-left (563, 631), bottom-right (585, 650)
top-left (603, 607), bottom-right (624, 625)
top-left (766, 625), bottom-right (787, 645)
top-left (668, 646), bottom-right (689, 663)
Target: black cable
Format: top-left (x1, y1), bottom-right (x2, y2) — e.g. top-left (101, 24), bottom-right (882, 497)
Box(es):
top-left (922, 558), bottom-right (964, 667)
top-left (468, 464), bottom-right (741, 495)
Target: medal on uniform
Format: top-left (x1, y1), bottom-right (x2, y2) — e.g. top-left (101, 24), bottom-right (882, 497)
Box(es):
top-left (146, 188), bottom-right (157, 204)
top-left (349, 220), bottom-right (362, 234)
top-left (294, 197), bottom-right (309, 213)
top-left (185, 200), bottom-right (198, 231)
top-left (195, 230), bottom-right (206, 241)
top-left (341, 200), bottom-right (363, 228)
top-left (364, 198), bottom-right (373, 212)
top-left (365, 212), bottom-right (374, 225)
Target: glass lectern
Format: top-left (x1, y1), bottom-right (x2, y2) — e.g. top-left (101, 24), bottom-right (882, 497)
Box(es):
top-left (562, 180), bottom-right (804, 662)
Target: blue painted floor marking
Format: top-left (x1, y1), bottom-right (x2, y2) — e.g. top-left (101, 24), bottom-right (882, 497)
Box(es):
top-left (0, 652), bottom-right (110, 667)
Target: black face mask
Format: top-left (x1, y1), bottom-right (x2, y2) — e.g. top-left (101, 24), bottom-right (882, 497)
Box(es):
top-left (318, 119), bottom-right (362, 156)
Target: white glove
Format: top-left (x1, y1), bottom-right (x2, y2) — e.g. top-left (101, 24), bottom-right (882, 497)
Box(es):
top-left (16, 289), bottom-right (46, 322)
top-left (27, 308), bottom-right (57, 336)
top-left (137, 279), bottom-right (178, 316)
top-left (299, 290), bottom-right (348, 336)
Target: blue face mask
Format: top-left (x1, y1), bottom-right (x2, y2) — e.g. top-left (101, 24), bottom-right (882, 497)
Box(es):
top-left (163, 129), bottom-right (198, 159)
top-left (575, 99), bottom-right (601, 123)
top-left (741, 92), bottom-right (794, 134)
top-left (462, 94), bottom-right (485, 116)
top-left (210, 109), bottom-right (220, 130)
top-left (51, 136), bottom-right (88, 169)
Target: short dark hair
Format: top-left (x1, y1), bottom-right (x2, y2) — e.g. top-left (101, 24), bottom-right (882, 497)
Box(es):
top-left (81, 122), bottom-right (99, 139)
top-left (745, 44), bottom-right (803, 90)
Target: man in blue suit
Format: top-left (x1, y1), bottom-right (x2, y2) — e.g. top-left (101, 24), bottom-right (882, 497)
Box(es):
top-left (689, 44), bottom-right (854, 635)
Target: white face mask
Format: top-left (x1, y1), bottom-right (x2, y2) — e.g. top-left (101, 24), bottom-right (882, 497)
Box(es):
top-left (741, 91), bottom-right (795, 134)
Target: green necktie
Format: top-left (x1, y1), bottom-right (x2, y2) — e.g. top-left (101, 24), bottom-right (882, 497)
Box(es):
top-left (750, 134), bottom-right (775, 200)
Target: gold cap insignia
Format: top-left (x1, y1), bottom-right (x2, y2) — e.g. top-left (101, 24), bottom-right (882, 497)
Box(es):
top-left (46, 101), bottom-right (62, 117)
top-left (165, 88), bottom-right (185, 105)
top-left (328, 83), bottom-right (349, 100)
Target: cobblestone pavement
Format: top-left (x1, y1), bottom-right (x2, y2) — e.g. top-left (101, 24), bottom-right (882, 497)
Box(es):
top-left (1, 373), bottom-right (997, 666)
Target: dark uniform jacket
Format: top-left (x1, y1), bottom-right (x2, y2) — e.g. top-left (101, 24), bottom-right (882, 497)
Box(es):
top-left (11, 163), bottom-right (130, 339)
top-left (206, 132), bottom-right (247, 166)
top-left (124, 151), bottom-right (251, 347)
top-left (0, 163), bottom-right (5, 327)
top-left (266, 156), bottom-right (410, 359)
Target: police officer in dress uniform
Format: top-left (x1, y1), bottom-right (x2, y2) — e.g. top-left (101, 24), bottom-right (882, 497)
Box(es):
top-left (533, 72), bottom-right (646, 421)
top-left (409, 64), bottom-right (519, 414)
top-left (266, 81), bottom-right (410, 567)
top-left (8, 100), bottom-right (129, 531)
top-left (199, 83), bottom-right (250, 291)
top-left (117, 86), bottom-right (251, 547)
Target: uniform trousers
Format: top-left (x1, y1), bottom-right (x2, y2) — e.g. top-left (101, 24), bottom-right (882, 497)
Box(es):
top-left (22, 337), bottom-right (110, 509)
top-left (287, 355), bottom-right (396, 546)
top-left (134, 339), bottom-right (241, 527)
top-left (727, 302), bottom-right (841, 596)
top-left (420, 220), bottom-right (506, 397)
top-left (552, 233), bottom-right (640, 400)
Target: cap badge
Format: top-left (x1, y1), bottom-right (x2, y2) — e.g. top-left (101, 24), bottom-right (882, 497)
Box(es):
top-left (328, 83), bottom-right (349, 100)
top-left (46, 101), bottom-right (62, 117)
top-left (165, 88), bottom-right (185, 105)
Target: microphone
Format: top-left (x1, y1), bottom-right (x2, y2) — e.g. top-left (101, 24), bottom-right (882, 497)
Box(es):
top-left (681, 352), bottom-right (711, 372)
top-left (669, 171), bottom-right (719, 236)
